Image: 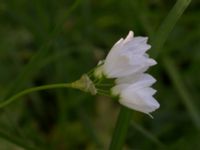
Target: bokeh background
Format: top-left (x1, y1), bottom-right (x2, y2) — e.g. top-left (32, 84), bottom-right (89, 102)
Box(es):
top-left (0, 0), bottom-right (200, 149)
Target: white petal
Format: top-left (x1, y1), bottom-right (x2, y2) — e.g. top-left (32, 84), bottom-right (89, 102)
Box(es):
top-left (123, 31), bottom-right (134, 44)
top-left (112, 73), bottom-right (156, 96)
top-left (100, 31), bottom-right (156, 78)
top-left (116, 73), bottom-right (156, 86)
top-left (122, 37), bottom-right (151, 54)
top-left (112, 84), bottom-right (128, 96)
top-left (113, 73), bottom-right (159, 114)
top-left (119, 96), bottom-right (159, 114)
top-left (119, 87), bottom-right (159, 114)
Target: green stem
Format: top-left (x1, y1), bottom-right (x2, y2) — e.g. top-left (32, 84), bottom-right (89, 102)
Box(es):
top-left (0, 74), bottom-right (96, 108)
top-left (109, 106), bottom-right (132, 150)
top-left (0, 83), bottom-right (73, 108)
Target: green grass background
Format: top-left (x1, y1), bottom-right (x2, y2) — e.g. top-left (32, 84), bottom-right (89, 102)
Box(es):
top-left (0, 0), bottom-right (200, 149)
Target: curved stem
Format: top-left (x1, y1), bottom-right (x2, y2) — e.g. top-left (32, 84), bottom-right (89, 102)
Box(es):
top-left (109, 106), bottom-right (132, 150)
top-left (0, 83), bottom-right (72, 108)
top-left (0, 74), bottom-right (97, 108)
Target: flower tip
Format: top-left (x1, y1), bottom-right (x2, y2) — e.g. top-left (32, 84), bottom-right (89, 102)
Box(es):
top-left (147, 102), bottom-right (160, 118)
top-left (147, 113), bottom-right (154, 119)
top-left (115, 38), bottom-right (124, 46)
top-left (151, 59), bottom-right (157, 66)
top-left (124, 31), bottom-right (134, 43)
top-left (143, 37), bottom-right (149, 42)
top-left (150, 101), bottom-right (160, 112)
top-left (155, 102), bottom-right (160, 109)
top-left (128, 30), bottom-right (134, 37)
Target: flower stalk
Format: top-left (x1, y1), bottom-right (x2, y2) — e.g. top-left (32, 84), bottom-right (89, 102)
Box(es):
top-left (109, 106), bottom-right (132, 150)
top-left (0, 74), bottom-right (96, 108)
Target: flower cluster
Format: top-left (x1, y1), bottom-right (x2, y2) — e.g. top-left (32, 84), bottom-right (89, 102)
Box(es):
top-left (95, 31), bottom-right (159, 116)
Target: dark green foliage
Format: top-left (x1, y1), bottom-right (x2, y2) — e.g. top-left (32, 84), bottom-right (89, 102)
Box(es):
top-left (0, 0), bottom-right (200, 149)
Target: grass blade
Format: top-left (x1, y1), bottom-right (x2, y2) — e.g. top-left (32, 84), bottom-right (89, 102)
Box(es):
top-left (163, 56), bottom-right (200, 129)
top-left (151, 0), bottom-right (191, 58)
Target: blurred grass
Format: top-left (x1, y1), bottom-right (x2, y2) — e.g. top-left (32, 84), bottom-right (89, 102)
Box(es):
top-left (0, 0), bottom-right (200, 149)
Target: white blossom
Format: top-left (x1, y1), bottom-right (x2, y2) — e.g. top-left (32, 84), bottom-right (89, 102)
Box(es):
top-left (94, 31), bottom-right (159, 116)
top-left (102, 31), bottom-right (156, 78)
top-left (112, 74), bottom-right (159, 115)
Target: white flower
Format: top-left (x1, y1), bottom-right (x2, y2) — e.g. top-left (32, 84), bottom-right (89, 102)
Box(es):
top-left (101, 31), bottom-right (156, 78)
top-left (93, 31), bottom-right (159, 116)
top-left (112, 74), bottom-right (160, 115)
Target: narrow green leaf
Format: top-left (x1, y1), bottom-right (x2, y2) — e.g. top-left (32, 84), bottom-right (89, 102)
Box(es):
top-left (163, 56), bottom-right (200, 130)
top-left (151, 0), bottom-right (191, 58)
